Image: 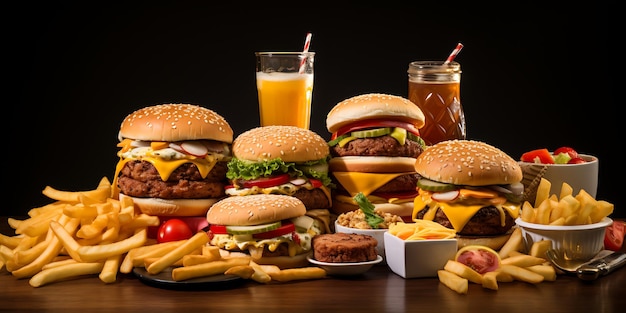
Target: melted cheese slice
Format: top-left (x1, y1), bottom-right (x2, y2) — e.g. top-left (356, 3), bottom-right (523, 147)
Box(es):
top-left (112, 154), bottom-right (220, 197)
top-left (413, 194), bottom-right (520, 232)
top-left (332, 172), bottom-right (413, 196)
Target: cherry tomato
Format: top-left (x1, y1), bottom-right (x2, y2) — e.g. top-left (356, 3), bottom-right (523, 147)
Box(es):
top-left (553, 146), bottom-right (579, 159)
top-left (604, 221), bottom-right (625, 251)
top-left (331, 119), bottom-right (421, 139)
top-left (241, 174), bottom-right (291, 188)
top-left (520, 148), bottom-right (555, 164)
top-left (568, 157), bottom-right (586, 164)
top-left (157, 219), bottom-right (194, 243)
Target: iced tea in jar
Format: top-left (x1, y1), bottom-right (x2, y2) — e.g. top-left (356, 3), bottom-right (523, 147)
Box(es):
top-left (407, 61), bottom-right (465, 145)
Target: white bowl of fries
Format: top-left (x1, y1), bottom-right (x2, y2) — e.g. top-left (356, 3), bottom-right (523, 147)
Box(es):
top-left (383, 232), bottom-right (458, 278)
top-left (515, 217), bottom-right (613, 262)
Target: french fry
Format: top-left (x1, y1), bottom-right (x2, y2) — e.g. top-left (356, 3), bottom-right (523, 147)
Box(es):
top-left (0, 233), bottom-right (23, 249)
top-left (499, 264), bottom-right (544, 284)
top-left (41, 258), bottom-right (78, 270)
top-left (63, 204), bottom-right (98, 219)
top-left (249, 261), bottom-right (272, 283)
top-left (268, 267), bottom-right (326, 282)
top-left (77, 228), bottom-right (147, 263)
top-left (29, 261), bottom-right (104, 287)
top-left (224, 265), bottom-right (255, 279)
top-left (202, 245), bottom-right (221, 259)
top-left (500, 254), bottom-right (546, 267)
top-left (12, 218), bottom-right (80, 279)
top-left (526, 264), bottom-right (556, 281)
top-left (481, 271), bottom-right (499, 290)
top-left (437, 270), bottom-right (468, 294)
top-left (42, 184), bottom-right (110, 203)
top-left (259, 264), bottom-right (281, 275)
top-left (146, 232), bottom-right (208, 274)
top-left (535, 178), bottom-right (551, 207)
top-left (535, 199), bottom-right (552, 225)
top-left (77, 213), bottom-right (109, 239)
top-left (559, 182), bottom-right (573, 200)
top-left (498, 227), bottom-right (523, 258)
top-left (49, 220), bottom-right (83, 262)
top-left (443, 260), bottom-right (482, 284)
top-left (521, 201), bottom-right (535, 223)
top-left (528, 240), bottom-right (552, 259)
top-left (99, 254), bottom-right (122, 284)
top-left (171, 257), bottom-right (250, 281)
top-left (589, 200), bottom-right (614, 223)
top-left (182, 254), bottom-right (221, 267)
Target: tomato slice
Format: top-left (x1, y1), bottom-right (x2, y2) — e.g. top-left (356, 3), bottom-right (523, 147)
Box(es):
top-left (241, 174), bottom-right (291, 188)
top-left (455, 245), bottom-right (501, 274)
top-left (520, 148), bottom-right (555, 164)
top-left (604, 221), bottom-right (625, 251)
top-left (568, 157), bottom-right (586, 164)
top-left (209, 224), bottom-right (228, 234)
top-left (253, 222), bottom-right (296, 239)
top-left (332, 119), bottom-right (421, 139)
top-left (309, 178), bottom-right (323, 188)
top-left (553, 146), bottom-right (579, 159)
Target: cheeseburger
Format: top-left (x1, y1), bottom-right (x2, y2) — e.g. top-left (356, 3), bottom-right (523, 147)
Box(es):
top-left (206, 194), bottom-right (321, 269)
top-left (326, 93), bottom-right (426, 219)
top-left (113, 103), bottom-right (233, 231)
top-left (412, 140), bottom-right (524, 249)
top-left (225, 125), bottom-right (333, 233)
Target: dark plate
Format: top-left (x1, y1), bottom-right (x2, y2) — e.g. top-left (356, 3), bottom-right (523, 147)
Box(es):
top-left (133, 267), bottom-right (245, 291)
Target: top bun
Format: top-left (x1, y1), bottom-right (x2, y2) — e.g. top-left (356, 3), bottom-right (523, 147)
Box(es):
top-left (206, 194), bottom-right (306, 226)
top-left (415, 140), bottom-right (522, 186)
top-left (232, 126), bottom-right (329, 163)
top-left (326, 93), bottom-right (426, 133)
top-left (119, 103), bottom-right (234, 143)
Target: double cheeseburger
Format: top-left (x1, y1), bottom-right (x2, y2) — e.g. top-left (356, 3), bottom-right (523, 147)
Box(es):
top-left (412, 140), bottom-right (524, 250)
top-left (113, 103), bottom-right (233, 232)
top-left (206, 194), bottom-right (321, 269)
top-left (224, 125), bottom-right (333, 233)
top-left (326, 93), bottom-right (426, 219)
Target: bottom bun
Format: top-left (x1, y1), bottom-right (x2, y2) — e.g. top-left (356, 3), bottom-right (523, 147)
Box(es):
top-left (331, 197), bottom-right (413, 218)
top-left (255, 253), bottom-right (310, 269)
top-left (455, 232), bottom-right (513, 251)
top-left (119, 194), bottom-right (220, 217)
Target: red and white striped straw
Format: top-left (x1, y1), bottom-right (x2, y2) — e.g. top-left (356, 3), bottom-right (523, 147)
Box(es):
top-left (443, 42), bottom-right (464, 65)
top-left (298, 32), bottom-right (313, 74)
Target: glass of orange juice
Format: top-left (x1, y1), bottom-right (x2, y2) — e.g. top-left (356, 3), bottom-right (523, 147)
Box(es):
top-left (255, 52), bottom-right (315, 129)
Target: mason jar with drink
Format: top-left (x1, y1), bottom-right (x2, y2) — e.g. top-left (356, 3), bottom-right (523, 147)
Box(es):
top-left (407, 60), bottom-right (465, 146)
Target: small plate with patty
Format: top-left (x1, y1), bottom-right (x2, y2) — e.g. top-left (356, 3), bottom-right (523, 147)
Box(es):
top-left (307, 254), bottom-right (383, 276)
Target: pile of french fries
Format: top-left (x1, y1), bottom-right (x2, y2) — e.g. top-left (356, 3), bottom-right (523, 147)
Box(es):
top-left (0, 177), bottom-right (326, 287)
top-left (437, 227), bottom-right (557, 294)
top-left (520, 178), bottom-right (614, 225)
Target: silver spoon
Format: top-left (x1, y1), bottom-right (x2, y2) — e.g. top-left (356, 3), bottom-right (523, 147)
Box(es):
top-left (545, 249), bottom-right (626, 281)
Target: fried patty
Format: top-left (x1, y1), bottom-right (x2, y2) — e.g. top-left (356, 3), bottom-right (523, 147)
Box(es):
top-left (414, 206), bottom-right (515, 236)
top-left (117, 160), bottom-right (228, 199)
top-left (331, 136), bottom-right (423, 158)
top-left (312, 233), bottom-right (378, 263)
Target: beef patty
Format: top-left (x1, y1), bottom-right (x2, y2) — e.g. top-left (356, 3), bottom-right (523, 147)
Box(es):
top-left (117, 160), bottom-right (228, 199)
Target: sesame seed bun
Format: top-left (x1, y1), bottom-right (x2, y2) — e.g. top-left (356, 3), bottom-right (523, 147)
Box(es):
top-left (414, 139), bottom-right (522, 186)
top-left (326, 93), bottom-right (425, 133)
top-left (206, 194), bottom-right (307, 226)
top-left (231, 125), bottom-right (329, 162)
top-left (118, 103), bottom-right (233, 144)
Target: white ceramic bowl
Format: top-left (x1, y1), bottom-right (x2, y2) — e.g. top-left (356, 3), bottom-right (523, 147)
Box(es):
top-left (307, 254), bottom-right (383, 276)
top-left (519, 153), bottom-right (599, 201)
top-left (515, 217), bottom-right (612, 261)
top-left (383, 232), bottom-right (458, 278)
top-left (334, 222), bottom-right (388, 262)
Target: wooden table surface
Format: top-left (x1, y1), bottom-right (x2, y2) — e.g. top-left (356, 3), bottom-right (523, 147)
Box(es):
top-left (2, 217), bottom-right (625, 313)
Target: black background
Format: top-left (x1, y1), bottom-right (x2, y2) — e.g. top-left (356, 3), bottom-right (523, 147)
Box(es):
top-left (6, 3), bottom-right (620, 217)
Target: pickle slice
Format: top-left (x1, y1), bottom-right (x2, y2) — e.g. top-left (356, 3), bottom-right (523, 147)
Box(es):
top-left (350, 127), bottom-right (391, 138)
top-left (390, 127), bottom-right (407, 145)
top-left (417, 178), bottom-right (457, 192)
